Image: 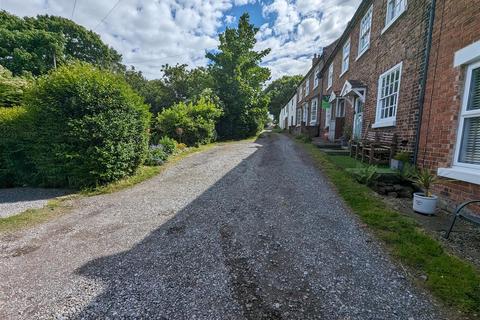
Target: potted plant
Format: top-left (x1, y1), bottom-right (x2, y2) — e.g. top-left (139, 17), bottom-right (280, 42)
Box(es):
top-left (412, 168), bottom-right (438, 215)
top-left (390, 151), bottom-right (410, 171)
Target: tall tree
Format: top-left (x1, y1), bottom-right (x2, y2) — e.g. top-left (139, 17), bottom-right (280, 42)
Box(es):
top-left (206, 13), bottom-right (271, 140)
top-left (263, 75), bottom-right (303, 121)
top-left (124, 64), bottom-right (213, 115)
top-left (30, 15), bottom-right (124, 72)
top-left (0, 11), bottom-right (123, 75)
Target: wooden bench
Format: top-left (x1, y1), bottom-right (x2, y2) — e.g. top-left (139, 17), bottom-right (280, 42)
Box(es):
top-left (445, 200), bottom-right (480, 239)
top-left (361, 132), bottom-right (397, 165)
top-left (350, 131), bottom-right (377, 160)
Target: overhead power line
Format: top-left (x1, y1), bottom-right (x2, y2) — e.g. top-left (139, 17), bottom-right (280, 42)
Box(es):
top-left (94, 0), bottom-right (122, 30)
top-left (71, 0), bottom-right (77, 19)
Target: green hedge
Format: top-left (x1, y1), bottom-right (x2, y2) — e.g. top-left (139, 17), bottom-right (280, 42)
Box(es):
top-left (0, 106), bottom-right (34, 187)
top-left (155, 97), bottom-right (222, 147)
top-left (25, 62), bottom-right (151, 188)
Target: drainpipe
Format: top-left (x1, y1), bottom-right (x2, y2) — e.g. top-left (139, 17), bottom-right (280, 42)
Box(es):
top-left (413, 0), bottom-right (437, 165)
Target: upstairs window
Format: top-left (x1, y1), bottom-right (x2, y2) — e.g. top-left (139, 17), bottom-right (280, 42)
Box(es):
top-left (374, 62), bottom-right (402, 127)
top-left (341, 39), bottom-right (350, 75)
top-left (310, 98), bottom-right (318, 125)
top-left (314, 67), bottom-right (320, 88)
top-left (385, 0), bottom-right (407, 28)
top-left (327, 64), bottom-right (333, 89)
top-left (305, 78), bottom-right (310, 96)
top-left (358, 5), bottom-right (373, 57)
top-left (455, 62), bottom-right (480, 168)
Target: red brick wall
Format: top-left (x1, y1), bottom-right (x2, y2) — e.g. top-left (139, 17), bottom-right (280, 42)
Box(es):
top-left (319, 0), bottom-right (430, 150)
top-left (417, 0), bottom-right (480, 208)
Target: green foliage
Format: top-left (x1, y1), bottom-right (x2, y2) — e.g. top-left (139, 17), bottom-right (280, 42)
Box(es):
top-left (394, 151), bottom-right (411, 162)
top-left (0, 11), bottom-right (123, 76)
top-left (158, 136), bottom-right (177, 155)
top-left (295, 134), bottom-right (312, 143)
top-left (0, 106), bottom-right (35, 187)
top-left (0, 65), bottom-right (31, 107)
top-left (25, 62), bottom-right (150, 188)
top-left (298, 140), bottom-right (480, 313)
top-left (206, 13), bottom-right (271, 140)
top-left (124, 64), bottom-right (214, 115)
top-left (30, 15), bottom-right (124, 72)
top-left (144, 145), bottom-right (168, 166)
top-left (354, 165), bottom-right (379, 186)
top-left (155, 96), bottom-right (222, 147)
top-left (263, 75), bottom-right (303, 121)
top-left (414, 168), bottom-right (437, 197)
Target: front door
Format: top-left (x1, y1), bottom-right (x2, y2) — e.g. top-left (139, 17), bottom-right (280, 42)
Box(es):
top-left (328, 102), bottom-right (336, 141)
top-left (353, 97), bottom-right (364, 140)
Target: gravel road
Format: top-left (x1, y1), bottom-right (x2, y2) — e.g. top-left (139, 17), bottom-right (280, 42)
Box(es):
top-left (0, 133), bottom-right (444, 319)
top-left (0, 188), bottom-right (70, 218)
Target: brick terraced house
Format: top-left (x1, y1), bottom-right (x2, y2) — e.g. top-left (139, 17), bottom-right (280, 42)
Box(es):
top-left (416, 0), bottom-right (480, 210)
top-left (278, 0), bottom-right (480, 210)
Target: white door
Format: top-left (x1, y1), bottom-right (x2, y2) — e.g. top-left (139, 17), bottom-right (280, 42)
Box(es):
top-left (328, 103), bottom-right (336, 141)
top-left (353, 98), bottom-right (364, 140)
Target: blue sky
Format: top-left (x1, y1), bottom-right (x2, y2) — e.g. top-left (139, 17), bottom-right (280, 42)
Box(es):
top-left (0, 0), bottom-right (361, 80)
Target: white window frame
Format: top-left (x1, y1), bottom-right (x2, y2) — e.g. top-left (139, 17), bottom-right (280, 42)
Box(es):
top-left (314, 67), bottom-right (320, 88)
top-left (382, 0), bottom-right (407, 34)
top-left (305, 78), bottom-right (310, 96)
top-left (341, 38), bottom-right (350, 76)
top-left (303, 103), bottom-right (308, 123)
top-left (453, 61), bottom-right (480, 170)
top-left (357, 5), bottom-right (373, 60)
top-left (327, 64), bottom-right (333, 89)
top-left (296, 108), bottom-right (302, 126)
top-left (310, 98), bottom-right (318, 125)
top-left (373, 62), bottom-right (403, 128)
top-left (336, 99), bottom-right (346, 117)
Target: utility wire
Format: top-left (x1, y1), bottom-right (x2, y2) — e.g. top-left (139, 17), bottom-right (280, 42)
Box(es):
top-left (71, 0), bottom-right (77, 18)
top-left (94, 0), bottom-right (122, 30)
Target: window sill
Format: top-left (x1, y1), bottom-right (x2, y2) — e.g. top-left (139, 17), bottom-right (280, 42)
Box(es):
top-left (339, 69), bottom-right (348, 77)
top-left (356, 47), bottom-right (369, 61)
top-left (372, 119), bottom-right (396, 128)
top-left (438, 167), bottom-right (480, 185)
top-left (381, 9), bottom-right (407, 35)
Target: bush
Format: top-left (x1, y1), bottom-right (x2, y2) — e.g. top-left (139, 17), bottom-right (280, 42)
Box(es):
top-left (155, 96), bottom-right (222, 147)
top-left (0, 106), bottom-right (35, 187)
top-left (354, 165), bottom-right (378, 186)
top-left (295, 134), bottom-right (312, 143)
top-left (25, 62), bottom-right (151, 188)
top-left (158, 136), bottom-right (177, 155)
top-left (0, 65), bottom-right (30, 107)
top-left (144, 145), bottom-right (168, 166)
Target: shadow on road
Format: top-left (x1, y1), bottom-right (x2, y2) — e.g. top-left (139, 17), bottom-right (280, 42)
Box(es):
top-left (73, 134), bottom-right (317, 319)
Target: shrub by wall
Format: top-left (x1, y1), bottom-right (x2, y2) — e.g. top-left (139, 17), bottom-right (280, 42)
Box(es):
top-left (155, 97), bottom-right (222, 146)
top-left (25, 62), bottom-right (151, 188)
top-left (0, 106), bottom-right (35, 187)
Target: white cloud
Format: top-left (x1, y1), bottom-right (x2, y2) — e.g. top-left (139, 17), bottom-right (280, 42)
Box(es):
top-left (0, 0), bottom-right (361, 80)
top-left (225, 15), bottom-right (236, 24)
top-left (258, 0), bottom-right (360, 80)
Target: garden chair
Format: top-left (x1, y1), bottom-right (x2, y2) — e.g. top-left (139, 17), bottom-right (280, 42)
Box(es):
top-left (444, 200), bottom-right (480, 239)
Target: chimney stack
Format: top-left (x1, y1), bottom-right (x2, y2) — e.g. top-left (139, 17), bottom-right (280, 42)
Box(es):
top-left (312, 53), bottom-right (320, 66)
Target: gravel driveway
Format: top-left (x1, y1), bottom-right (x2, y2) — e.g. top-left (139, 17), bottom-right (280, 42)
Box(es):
top-left (0, 188), bottom-right (70, 218)
top-left (0, 133), bottom-right (444, 319)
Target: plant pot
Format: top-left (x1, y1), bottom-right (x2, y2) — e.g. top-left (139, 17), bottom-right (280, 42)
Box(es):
top-left (413, 192), bottom-right (438, 215)
top-left (390, 159), bottom-right (404, 171)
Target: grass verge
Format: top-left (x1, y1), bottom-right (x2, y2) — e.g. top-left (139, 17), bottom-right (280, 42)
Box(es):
top-left (0, 199), bottom-right (72, 233)
top-left (296, 139), bottom-right (480, 314)
top-left (0, 137), bottom-right (253, 232)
